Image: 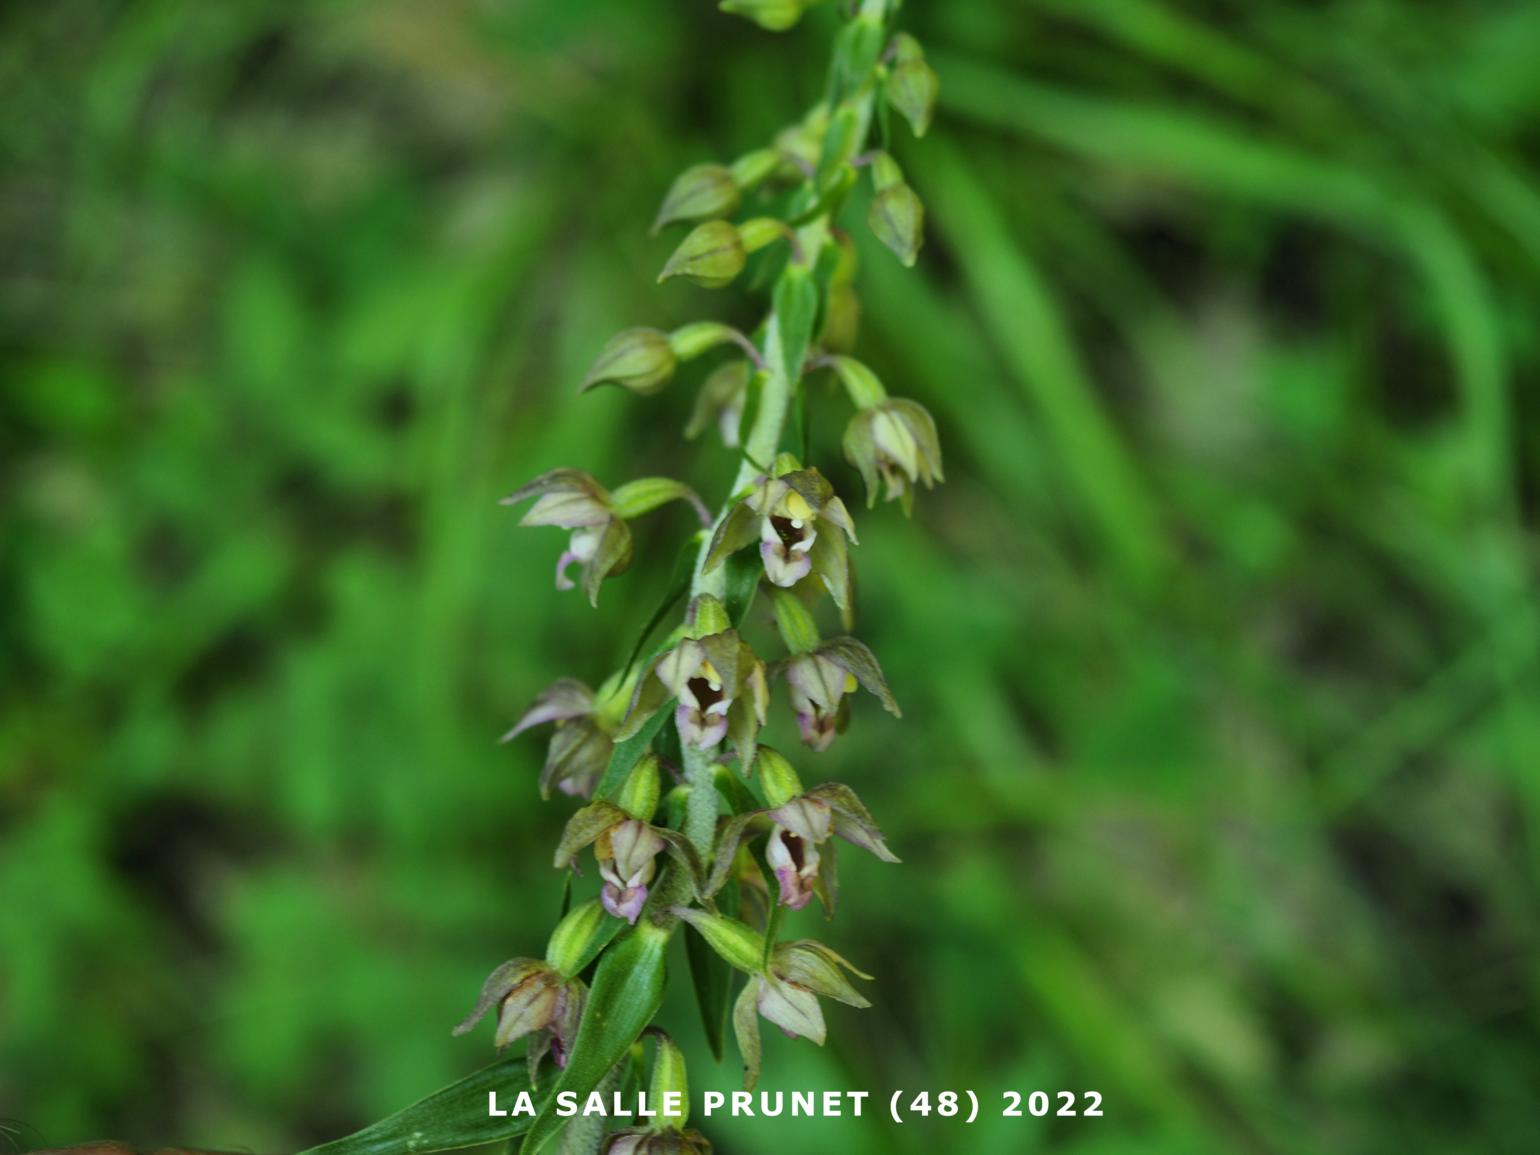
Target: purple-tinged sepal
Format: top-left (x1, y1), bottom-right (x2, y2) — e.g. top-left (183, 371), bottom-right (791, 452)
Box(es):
top-left (501, 670), bottom-right (634, 799)
top-left (502, 469), bottom-right (707, 605)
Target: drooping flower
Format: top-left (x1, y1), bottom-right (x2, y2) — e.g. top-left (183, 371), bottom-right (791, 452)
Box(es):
top-left (733, 940), bottom-right (872, 1089)
top-left (451, 958), bottom-right (584, 1064)
top-left (777, 636), bottom-right (901, 752)
top-left (554, 799), bottom-right (703, 926)
top-left (501, 671), bottom-right (633, 798)
top-left (709, 757), bottom-right (899, 913)
top-left (827, 357), bottom-right (943, 515)
top-left (501, 469), bottom-right (707, 606)
top-left (843, 399), bottom-right (942, 514)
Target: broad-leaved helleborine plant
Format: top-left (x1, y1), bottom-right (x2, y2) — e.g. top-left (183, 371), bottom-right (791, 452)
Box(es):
top-left (307, 4), bottom-right (939, 1153)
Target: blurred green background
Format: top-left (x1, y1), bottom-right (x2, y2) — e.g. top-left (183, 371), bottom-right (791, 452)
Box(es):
top-left (4, 1), bottom-right (1540, 1152)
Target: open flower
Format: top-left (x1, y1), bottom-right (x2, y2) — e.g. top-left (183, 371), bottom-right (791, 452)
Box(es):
top-left (501, 469), bottom-right (707, 606)
top-left (501, 672), bottom-right (633, 798)
top-left (702, 461), bottom-right (857, 614)
top-left (778, 636), bottom-right (901, 752)
top-left (621, 622), bottom-right (769, 767)
top-left (554, 800), bottom-right (703, 925)
top-left (843, 399), bottom-right (942, 514)
top-left (734, 940), bottom-right (871, 1088)
top-left (452, 958), bottom-right (584, 1065)
top-left (710, 773), bottom-right (899, 914)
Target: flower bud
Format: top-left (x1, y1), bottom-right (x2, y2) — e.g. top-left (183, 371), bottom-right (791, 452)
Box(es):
top-left (659, 221), bottom-right (747, 289)
top-left (868, 181), bottom-right (924, 268)
top-left (581, 327), bottom-right (677, 395)
top-left (885, 40), bottom-right (938, 138)
top-left (770, 586), bottom-right (820, 655)
top-left (652, 164), bottom-right (741, 234)
top-left (614, 752), bottom-right (662, 822)
top-left (843, 399), bottom-right (943, 512)
top-left (545, 899), bottom-right (610, 977)
top-left (648, 1030), bottom-right (691, 1126)
top-left (821, 284), bottom-right (861, 353)
top-left (736, 216), bottom-right (790, 255)
top-left (688, 593), bottom-right (732, 638)
top-left (754, 746), bottom-right (804, 807)
top-left (729, 147), bottom-right (780, 188)
top-left (671, 906), bottom-right (766, 974)
top-left (719, 0), bottom-right (806, 32)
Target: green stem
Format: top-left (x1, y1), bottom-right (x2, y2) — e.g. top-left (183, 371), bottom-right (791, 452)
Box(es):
top-left (680, 216), bottom-right (829, 859)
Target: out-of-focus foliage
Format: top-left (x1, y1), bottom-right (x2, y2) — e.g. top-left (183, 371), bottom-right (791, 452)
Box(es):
top-left (3, 1), bottom-right (1539, 1153)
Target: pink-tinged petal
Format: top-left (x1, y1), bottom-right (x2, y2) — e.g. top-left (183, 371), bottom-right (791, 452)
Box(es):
top-left (767, 797), bottom-right (832, 844)
top-left (676, 700), bottom-right (728, 750)
top-left (761, 539), bottom-right (813, 587)
top-left (794, 706), bottom-right (837, 751)
top-left (756, 975), bottom-right (825, 1043)
top-left (601, 882), bottom-right (648, 924)
top-left (555, 549), bottom-right (580, 590)
top-left (766, 826), bottom-right (819, 910)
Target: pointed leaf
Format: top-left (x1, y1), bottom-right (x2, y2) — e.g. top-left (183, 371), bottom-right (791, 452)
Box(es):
top-left (297, 1055), bottom-right (543, 1155)
top-left (520, 924), bottom-right (670, 1155)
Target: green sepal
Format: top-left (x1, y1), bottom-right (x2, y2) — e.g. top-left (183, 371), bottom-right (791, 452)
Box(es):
top-left (609, 477), bottom-right (705, 521)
